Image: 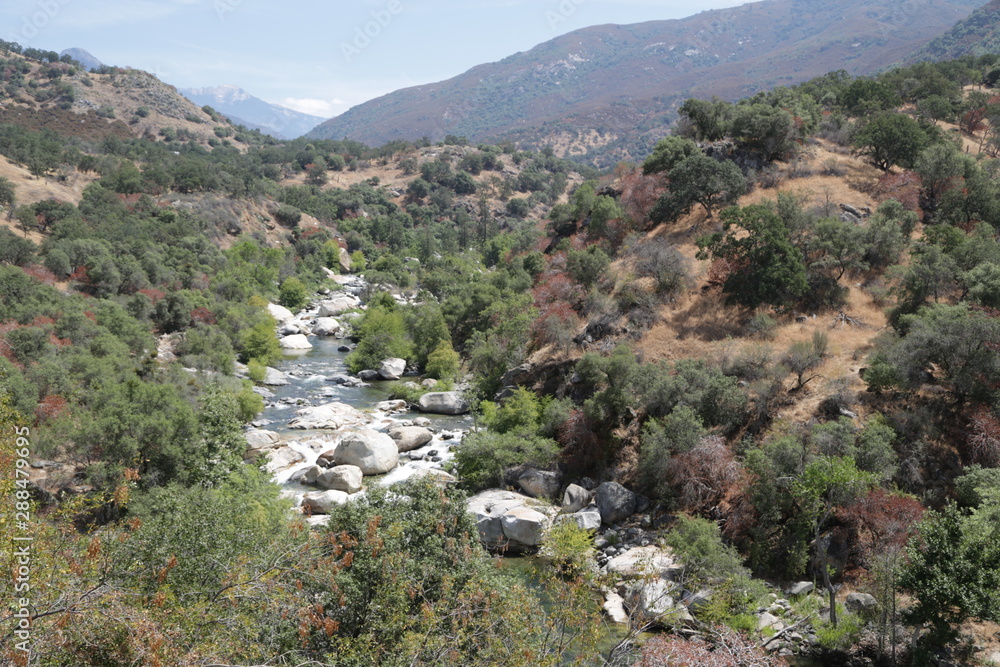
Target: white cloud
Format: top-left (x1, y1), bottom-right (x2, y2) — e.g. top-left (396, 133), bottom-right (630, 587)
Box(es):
top-left (278, 97), bottom-right (347, 117)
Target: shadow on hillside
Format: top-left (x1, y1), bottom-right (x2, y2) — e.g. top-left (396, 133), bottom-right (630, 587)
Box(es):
top-left (665, 290), bottom-right (744, 342)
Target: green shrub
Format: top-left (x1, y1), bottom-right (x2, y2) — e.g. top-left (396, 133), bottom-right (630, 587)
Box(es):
top-left (542, 520), bottom-right (595, 577)
top-left (278, 276), bottom-right (309, 312)
top-left (425, 339), bottom-right (460, 380)
top-left (455, 431), bottom-right (559, 492)
top-left (247, 358), bottom-right (266, 384)
top-left (240, 321), bottom-right (281, 366)
top-left (814, 607), bottom-right (862, 651)
top-left (346, 307), bottom-right (413, 373)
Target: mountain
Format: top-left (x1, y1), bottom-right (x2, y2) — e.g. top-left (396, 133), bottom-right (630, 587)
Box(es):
top-left (180, 85), bottom-right (325, 139)
top-left (908, 0), bottom-right (1000, 61)
top-left (307, 0), bottom-right (986, 164)
top-left (59, 47), bottom-right (103, 71)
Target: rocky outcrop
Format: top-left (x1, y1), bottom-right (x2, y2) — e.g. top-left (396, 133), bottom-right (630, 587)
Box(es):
top-left (561, 484), bottom-right (593, 513)
top-left (287, 402), bottom-right (367, 430)
top-left (594, 481), bottom-right (636, 525)
top-left (466, 489), bottom-right (557, 553)
top-left (554, 507), bottom-right (602, 532)
top-left (604, 546), bottom-right (679, 579)
top-left (378, 358), bottom-right (406, 380)
top-left (417, 392), bottom-right (470, 415)
top-left (388, 426), bottom-right (434, 452)
top-left (335, 429), bottom-right (399, 475)
top-left (244, 428), bottom-right (280, 453)
top-left (318, 295), bottom-right (360, 317)
top-left (263, 447), bottom-right (305, 474)
top-left (262, 367), bottom-right (290, 386)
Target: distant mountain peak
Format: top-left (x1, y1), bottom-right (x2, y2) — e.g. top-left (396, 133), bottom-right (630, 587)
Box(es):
top-left (180, 85), bottom-right (325, 140)
top-left (59, 48), bottom-right (103, 72)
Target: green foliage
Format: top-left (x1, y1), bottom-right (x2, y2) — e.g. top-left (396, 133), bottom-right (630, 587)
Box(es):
top-left (640, 405), bottom-right (707, 497)
top-left (664, 515), bottom-right (749, 590)
top-left (650, 153), bottom-right (747, 221)
top-left (278, 276), bottom-right (309, 311)
top-left (346, 306), bottom-right (413, 373)
top-left (543, 520), bottom-right (596, 577)
top-left (566, 245), bottom-right (610, 288)
top-left (853, 112), bottom-right (932, 171)
top-left (239, 320), bottom-right (281, 366)
top-left (455, 430), bottom-right (559, 492)
top-left (425, 338), bottom-right (460, 380)
top-left (814, 607), bottom-right (864, 651)
top-left (697, 203), bottom-right (809, 310)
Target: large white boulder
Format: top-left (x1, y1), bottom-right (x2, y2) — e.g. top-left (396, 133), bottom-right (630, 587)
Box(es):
top-left (318, 295), bottom-right (360, 317)
top-left (267, 303), bottom-right (294, 323)
top-left (301, 490), bottom-right (349, 515)
top-left (262, 447), bottom-right (305, 474)
top-left (378, 358), bottom-right (407, 380)
top-left (317, 465), bottom-right (364, 493)
top-left (466, 489), bottom-right (556, 552)
top-left (500, 507), bottom-right (549, 547)
top-left (280, 334), bottom-right (313, 350)
top-left (555, 507), bottom-right (602, 532)
top-left (335, 429), bottom-right (399, 475)
top-left (624, 578), bottom-right (685, 624)
top-left (417, 392), bottom-right (470, 415)
top-left (244, 429), bottom-right (280, 453)
top-left (605, 546), bottom-right (680, 579)
top-left (312, 317), bottom-right (342, 336)
top-left (287, 402), bottom-right (367, 430)
top-left (562, 484), bottom-right (593, 513)
top-left (388, 426), bottom-right (434, 452)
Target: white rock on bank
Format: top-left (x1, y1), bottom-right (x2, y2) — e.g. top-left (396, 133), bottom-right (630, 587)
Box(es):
top-left (312, 317), bottom-right (342, 336)
top-left (280, 334), bottom-right (313, 350)
top-left (267, 303), bottom-right (294, 323)
top-left (263, 447), bottom-right (305, 474)
top-left (388, 426), bottom-right (434, 452)
top-left (263, 367), bottom-right (290, 386)
top-left (378, 358), bottom-right (407, 380)
top-left (318, 295), bottom-right (360, 317)
top-left (605, 545), bottom-right (680, 579)
top-left (500, 506), bottom-right (549, 547)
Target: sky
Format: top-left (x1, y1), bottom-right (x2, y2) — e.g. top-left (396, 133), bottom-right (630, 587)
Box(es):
top-left (1, 0), bottom-right (749, 120)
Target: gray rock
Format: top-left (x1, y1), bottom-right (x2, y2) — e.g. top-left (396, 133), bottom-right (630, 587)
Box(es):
top-left (788, 581), bottom-right (814, 596)
top-left (757, 611), bottom-right (785, 632)
top-left (417, 392), bottom-right (470, 415)
top-left (358, 370), bottom-right (380, 381)
top-left (267, 302), bottom-right (294, 323)
top-left (555, 507), bottom-right (602, 532)
top-left (251, 386), bottom-right (275, 399)
top-left (625, 578), bottom-right (681, 623)
top-left (562, 484), bottom-right (593, 513)
top-left (845, 592), bottom-right (878, 613)
top-left (317, 465), bottom-right (364, 493)
top-left (287, 402), bottom-right (367, 430)
top-left (388, 426), bottom-right (434, 452)
top-left (312, 317), bottom-right (341, 336)
top-left (262, 367), bottom-right (290, 386)
top-left (500, 506), bottom-right (549, 547)
top-left (467, 489), bottom-right (555, 551)
top-left (594, 481), bottom-right (636, 525)
top-left (279, 334), bottom-right (312, 350)
top-left (375, 399), bottom-right (409, 414)
top-left (335, 429), bottom-right (399, 475)
top-left (420, 378), bottom-right (439, 389)
top-left (603, 590), bottom-right (629, 624)
top-left (301, 465), bottom-right (323, 485)
top-left (378, 357), bottom-right (407, 380)
top-left (301, 490), bottom-right (349, 514)
top-left (262, 447), bottom-right (305, 474)
top-left (604, 546), bottom-right (680, 579)
top-left (518, 469), bottom-right (561, 499)
top-left (244, 429), bottom-right (280, 451)
top-left (317, 449), bottom-right (338, 467)
top-left (317, 295), bottom-right (360, 317)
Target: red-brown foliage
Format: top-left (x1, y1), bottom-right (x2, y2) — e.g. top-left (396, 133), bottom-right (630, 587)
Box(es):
top-left (665, 436), bottom-right (746, 514)
top-left (557, 409), bottom-right (602, 474)
top-left (190, 307), bottom-right (217, 326)
top-left (138, 288), bottom-right (166, 305)
top-left (68, 265), bottom-right (90, 284)
top-left (638, 627), bottom-right (785, 667)
top-left (0, 320), bottom-right (20, 362)
top-left (35, 394), bottom-right (67, 423)
top-left (872, 171), bottom-right (921, 213)
top-left (531, 270), bottom-right (585, 309)
top-left (21, 264), bottom-right (58, 286)
top-left (966, 405), bottom-right (1000, 467)
top-left (31, 316), bottom-right (56, 327)
top-left (531, 302), bottom-right (581, 351)
top-left (617, 164), bottom-right (665, 227)
top-left (839, 487), bottom-right (924, 567)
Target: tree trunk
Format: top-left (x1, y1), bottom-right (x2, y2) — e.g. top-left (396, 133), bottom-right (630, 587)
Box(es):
top-left (817, 520), bottom-right (837, 627)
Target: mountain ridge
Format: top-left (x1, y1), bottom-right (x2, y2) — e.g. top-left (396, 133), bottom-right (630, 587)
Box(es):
top-left (308, 0), bottom-right (986, 164)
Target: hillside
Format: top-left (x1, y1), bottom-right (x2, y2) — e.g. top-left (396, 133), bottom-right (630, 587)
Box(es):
top-left (308, 0), bottom-right (985, 165)
top-left (909, 0), bottom-right (1000, 61)
top-left (181, 85), bottom-right (325, 140)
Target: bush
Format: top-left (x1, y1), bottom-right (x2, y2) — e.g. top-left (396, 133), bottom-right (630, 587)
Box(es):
top-left (455, 431), bottom-right (559, 491)
top-left (814, 607), bottom-right (863, 651)
top-left (346, 307), bottom-right (413, 373)
top-left (247, 358), bottom-right (266, 384)
top-left (425, 339), bottom-right (460, 380)
top-left (542, 520), bottom-right (596, 577)
top-left (274, 204), bottom-right (302, 227)
top-left (278, 276), bottom-right (308, 311)
top-left (239, 321), bottom-right (281, 365)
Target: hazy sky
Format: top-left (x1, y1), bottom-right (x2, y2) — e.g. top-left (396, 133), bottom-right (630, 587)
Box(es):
top-left (2, 0), bottom-right (748, 119)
